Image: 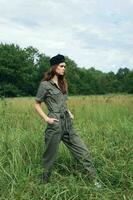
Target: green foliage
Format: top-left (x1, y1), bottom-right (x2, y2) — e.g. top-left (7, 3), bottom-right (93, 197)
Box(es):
top-left (0, 43), bottom-right (133, 97)
top-left (0, 44), bottom-right (39, 97)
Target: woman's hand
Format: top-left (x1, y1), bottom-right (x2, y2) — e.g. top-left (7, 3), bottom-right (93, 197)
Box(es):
top-left (70, 114), bottom-right (74, 119)
top-left (68, 109), bottom-right (74, 120)
top-left (45, 117), bottom-right (59, 124)
top-left (69, 113), bottom-right (74, 120)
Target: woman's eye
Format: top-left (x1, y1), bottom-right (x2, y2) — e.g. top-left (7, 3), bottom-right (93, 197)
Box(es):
top-left (60, 65), bottom-right (66, 68)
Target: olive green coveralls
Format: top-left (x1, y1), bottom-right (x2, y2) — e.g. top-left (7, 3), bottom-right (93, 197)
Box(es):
top-left (35, 79), bottom-right (96, 179)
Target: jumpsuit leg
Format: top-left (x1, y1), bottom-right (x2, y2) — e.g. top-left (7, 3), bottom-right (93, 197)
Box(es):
top-left (62, 117), bottom-right (96, 180)
top-left (43, 126), bottom-right (62, 174)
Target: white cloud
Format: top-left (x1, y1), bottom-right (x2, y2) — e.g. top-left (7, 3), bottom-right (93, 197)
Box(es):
top-left (0, 0), bottom-right (133, 72)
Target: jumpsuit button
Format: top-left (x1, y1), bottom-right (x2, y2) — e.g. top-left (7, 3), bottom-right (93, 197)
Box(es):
top-left (60, 113), bottom-right (64, 118)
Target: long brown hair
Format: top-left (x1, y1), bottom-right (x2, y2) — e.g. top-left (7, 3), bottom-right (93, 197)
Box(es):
top-left (41, 65), bottom-right (68, 94)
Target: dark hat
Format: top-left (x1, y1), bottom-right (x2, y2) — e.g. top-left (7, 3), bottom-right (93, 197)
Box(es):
top-left (50, 54), bottom-right (65, 66)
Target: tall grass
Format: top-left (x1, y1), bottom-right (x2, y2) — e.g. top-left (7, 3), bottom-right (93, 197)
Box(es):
top-left (0, 95), bottom-right (133, 200)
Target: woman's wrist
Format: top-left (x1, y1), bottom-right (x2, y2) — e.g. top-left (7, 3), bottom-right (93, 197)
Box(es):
top-left (70, 114), bottom-right (74, 119)
top-left (44, 116), bottom-right (49, 123)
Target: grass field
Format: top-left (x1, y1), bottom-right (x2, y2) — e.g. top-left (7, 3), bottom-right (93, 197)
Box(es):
top-left (0, 95), bottom-right (133, 200)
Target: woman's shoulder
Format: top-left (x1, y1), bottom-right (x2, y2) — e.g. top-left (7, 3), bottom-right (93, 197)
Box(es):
top-left (40, 80), bottom-right (52, 89)
top-left (41, 80), bottom-right (48, 84)
top-left (39, 80), bottom-right (49, 88)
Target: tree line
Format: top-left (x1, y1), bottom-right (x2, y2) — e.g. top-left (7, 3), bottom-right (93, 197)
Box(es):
top-left (0, 43), bottom-right (133, 97)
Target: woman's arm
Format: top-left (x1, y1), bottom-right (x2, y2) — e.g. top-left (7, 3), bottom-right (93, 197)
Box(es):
top-left (34, 101), bottom-right (59, 124)
top-left (35, 101), bottom-right (49, 122)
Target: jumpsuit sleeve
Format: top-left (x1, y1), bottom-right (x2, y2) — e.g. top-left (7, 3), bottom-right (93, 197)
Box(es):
top-left (35, 81), bottom-right (47, 103)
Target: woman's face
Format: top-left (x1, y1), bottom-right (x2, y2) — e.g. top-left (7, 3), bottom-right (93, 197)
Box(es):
top-left (55, 62), bottom-right (66, 75)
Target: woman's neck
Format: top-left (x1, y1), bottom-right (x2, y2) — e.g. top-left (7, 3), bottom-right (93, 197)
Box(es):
top-left (51, 76), bottom-right (60, 88)
top-left (51, 75), bottom-right (58, 83)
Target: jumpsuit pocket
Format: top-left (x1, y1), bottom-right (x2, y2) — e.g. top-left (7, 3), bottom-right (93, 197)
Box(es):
top-left (47, 89), bottom-right (61, 102)
top-left (47, 120), bottom-right (59, 128)
top-left (46, 113), bottom-right (60, 131)
top-left (48, 89), bottom-right (60, 96)
top-left (44, 120), bottom-right (60, 143)
top-left (49, 91), bottom-right (60, 95)
top-left (51, 90), bottom-right (60, 94)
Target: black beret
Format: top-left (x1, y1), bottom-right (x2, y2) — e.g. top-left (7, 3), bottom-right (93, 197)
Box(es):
top-left (50, 54), bottom-right (65, 66)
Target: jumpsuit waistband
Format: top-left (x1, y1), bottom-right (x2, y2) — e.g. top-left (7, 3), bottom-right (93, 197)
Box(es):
top-left (59, 111), bottom-right (72, 142)
top-left (48, 109), bottom-right (69, 117)
top-left (48, 109), bottom-right (72, 141)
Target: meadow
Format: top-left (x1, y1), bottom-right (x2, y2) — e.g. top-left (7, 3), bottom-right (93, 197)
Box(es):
top-left (0, 95), bottom-right (133, 200)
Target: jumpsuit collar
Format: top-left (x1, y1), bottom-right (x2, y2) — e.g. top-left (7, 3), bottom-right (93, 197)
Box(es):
top-left (49, 79), bottom-right (55, 85)
top-left (49, 79), bottom-right (61, 91)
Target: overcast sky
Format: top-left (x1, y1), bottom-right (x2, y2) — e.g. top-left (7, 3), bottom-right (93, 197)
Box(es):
top-left (0, 0), bottom-right (133, 73)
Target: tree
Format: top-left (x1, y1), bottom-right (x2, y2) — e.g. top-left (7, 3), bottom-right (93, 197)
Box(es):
top-left (0, 43), bottom-right (132, 97)
top-left (0, 44), bottom-right (38, 97)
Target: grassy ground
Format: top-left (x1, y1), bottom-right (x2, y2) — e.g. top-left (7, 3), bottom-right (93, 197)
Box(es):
top-left (0, 95), bottom-right (133, 200)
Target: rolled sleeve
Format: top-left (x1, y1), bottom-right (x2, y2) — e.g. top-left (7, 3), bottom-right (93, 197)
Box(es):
top-left (35, 81), bottom-right (47, 102)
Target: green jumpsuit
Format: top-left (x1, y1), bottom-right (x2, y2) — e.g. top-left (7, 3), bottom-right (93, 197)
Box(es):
top-left (35, 79), bottom-right (96, 179)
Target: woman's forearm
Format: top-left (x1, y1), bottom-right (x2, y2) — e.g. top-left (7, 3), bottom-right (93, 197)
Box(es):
top-left (35, 102), bottom-right (48, 122)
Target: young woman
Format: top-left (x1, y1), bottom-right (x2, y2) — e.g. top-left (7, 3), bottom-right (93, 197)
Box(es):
top-left (35, 54), bottom-right (101, 187)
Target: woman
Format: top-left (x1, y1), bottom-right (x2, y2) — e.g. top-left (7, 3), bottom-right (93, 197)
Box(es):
top-left (35, 54), bottom-right (101, 187)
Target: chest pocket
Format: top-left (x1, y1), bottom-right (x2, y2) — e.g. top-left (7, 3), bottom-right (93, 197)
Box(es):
top-left (48, 89), bottom-right (60, 95)
top-left (47, 89), bottom-right (61, 101)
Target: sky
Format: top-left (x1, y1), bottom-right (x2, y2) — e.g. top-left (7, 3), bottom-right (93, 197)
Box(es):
top-left (0, 0), bottom-right (133, 73)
